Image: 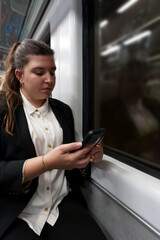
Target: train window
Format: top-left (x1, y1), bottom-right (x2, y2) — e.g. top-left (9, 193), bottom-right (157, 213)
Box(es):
top-left (83, 0), bottom-right (160, 176)
top-left (0, 0), bottom-right (49, 75)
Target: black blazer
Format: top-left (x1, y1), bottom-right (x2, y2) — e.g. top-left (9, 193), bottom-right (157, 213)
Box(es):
top-left (0, 97), bottom-right (82, 238)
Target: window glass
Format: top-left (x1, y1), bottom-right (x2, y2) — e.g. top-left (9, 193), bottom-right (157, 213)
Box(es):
top-left (0, 0), bottom-right (49, 75)
top-left (94, 0), bottom-right (160, 169)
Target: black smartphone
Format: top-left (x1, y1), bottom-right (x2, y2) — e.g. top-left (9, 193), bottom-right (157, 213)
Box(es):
top-left (71, 128), bottom-right (106, 153)
top-left (80, 128), bottom-right (106, 150)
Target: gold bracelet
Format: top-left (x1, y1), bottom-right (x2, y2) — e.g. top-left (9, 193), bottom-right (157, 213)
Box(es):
top-left (41, 155), bottom-right (49, 171)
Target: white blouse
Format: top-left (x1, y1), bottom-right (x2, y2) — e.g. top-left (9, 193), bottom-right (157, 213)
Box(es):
top-left (18, 92), bottom-right (69, 236)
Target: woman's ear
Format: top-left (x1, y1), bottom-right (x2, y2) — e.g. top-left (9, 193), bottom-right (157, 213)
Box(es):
top-left (15, 69), bottom-right (23, 83)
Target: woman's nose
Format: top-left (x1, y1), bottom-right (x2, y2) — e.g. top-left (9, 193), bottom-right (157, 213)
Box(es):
top-left (45, 73), bottom-right (53, 82)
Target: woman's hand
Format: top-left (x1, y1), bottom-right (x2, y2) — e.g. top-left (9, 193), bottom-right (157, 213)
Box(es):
top-left (24, 141), bottom-right (104, 183)
top-left (89, 141), bottom-right (104, 163)
top-left (44, 142), bottom-right (93, 170)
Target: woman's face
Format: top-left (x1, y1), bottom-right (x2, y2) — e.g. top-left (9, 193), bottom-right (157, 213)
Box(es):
top-left (15, 55), bottom-right (56, 107)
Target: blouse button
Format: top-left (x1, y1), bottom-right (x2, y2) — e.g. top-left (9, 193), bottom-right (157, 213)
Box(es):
top-left (48, 144), bottom-right (52, 148)
top-left (44, 208), bottom-right (48, 212)
top-left (45, 127), bottom-right (48, 130)
top-left (37, 114), bottom-right (41, 118)
top-left (46, 186), bottom-right (50, 191)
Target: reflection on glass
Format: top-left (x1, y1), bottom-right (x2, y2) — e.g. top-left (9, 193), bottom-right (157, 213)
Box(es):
top-left (123, 31), bottom-right (151, 46)
top-left (94, 0), bottom-right (160, 168)
top-left (0, 0), bottom-right (30, 72)
top-left (117, 0), bottom-right (139, 14)
top-left (0, 0), bottom-right (48, 74)
top-left (101, 59), bottom-right (160, 165)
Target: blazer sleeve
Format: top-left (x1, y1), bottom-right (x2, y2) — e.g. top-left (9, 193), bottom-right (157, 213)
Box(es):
top-left (0, 120), bottom-right (27, 195)
top-left (0, 102), bottom-right (36, 196)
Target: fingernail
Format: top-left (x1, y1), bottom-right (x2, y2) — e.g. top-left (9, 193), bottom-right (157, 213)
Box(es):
top-left (76, 142), bottom-right (82, 147)
top-left (90, 157), bottom-right (93, 162)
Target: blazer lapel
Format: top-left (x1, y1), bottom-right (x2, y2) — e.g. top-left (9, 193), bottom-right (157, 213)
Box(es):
top-left (49, 98), bottom-right (68, 144)
top-left (15, 105), bottom-right (36, 158)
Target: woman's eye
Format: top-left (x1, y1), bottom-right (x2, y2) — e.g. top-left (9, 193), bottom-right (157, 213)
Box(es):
top-left (34, 71), bottom-right (55, 77)
top-left (50, 72), bottom-right (55, 76)
top-left (35, 72), bottom-right (44, 76)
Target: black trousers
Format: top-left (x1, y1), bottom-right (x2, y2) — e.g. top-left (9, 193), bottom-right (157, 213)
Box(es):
top-left (2, 191), bottom-right (107, 240)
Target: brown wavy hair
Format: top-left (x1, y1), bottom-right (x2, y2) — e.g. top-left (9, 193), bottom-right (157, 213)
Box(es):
top-left (2, 39), bottom-right (54, 135)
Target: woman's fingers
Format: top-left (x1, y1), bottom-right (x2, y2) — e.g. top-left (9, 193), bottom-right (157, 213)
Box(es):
top-left (90, 143), bottom-right (103, 162)
top-left (45, 141), bottom-right (103, 171)
top-left (59, 142), bottom-right (82, 152)
top-left (77, 152), bottom-right (91, 168)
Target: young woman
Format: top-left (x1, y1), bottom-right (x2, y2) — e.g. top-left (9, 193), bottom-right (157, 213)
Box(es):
top-left (0, 39), bottom-right (106, 239)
